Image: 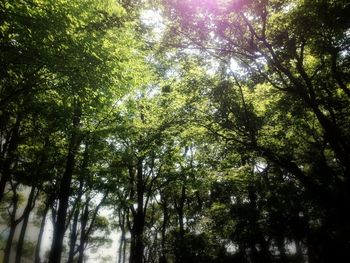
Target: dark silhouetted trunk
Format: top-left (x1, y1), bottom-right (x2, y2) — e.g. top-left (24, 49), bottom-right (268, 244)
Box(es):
top-left (135, 158), bottom-right (145, 263)
top-left (174, 184), bottom-right (186, 263)
top-left (15, 186), bottom-right (39, 263)
top-left (0, 113), bottom-right (22, 203)
top-left (68, 140), bottom-right (89, 263)
top-left (35, 199), bottom-right (51, 263)
top-left (118, 209), bottom-right (127, 263)
top-left (68, 181), bottom-right (85, 263)
top-left (3, 187), bottom-right (19, 263)
top-left (67, 201), bottom-right (80, 263)
top-left (4, 220), bottom-right (17, 263)
top-left (77, 195), bottom-right (90, 263)
top-left (49, 101), bottom-right (81, 263)
top-left (247, 182), bottom-right (272, 263)
top-left (77, 191), bottom-right (108, 263)
top-left (159, 192), bottom-right (168, 263)
top-left (77, 193), bottom-right (95, 263)
top-left (129, 158), bottom-right (145, 263)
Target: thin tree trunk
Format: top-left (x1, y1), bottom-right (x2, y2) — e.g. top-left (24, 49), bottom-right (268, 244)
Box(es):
top-left (129, 230), bottom-right (135, 263)
top-left (77, 191), bottom-right (108, 263)
top-left (68, 179), bottom-right (84, 263)
top-left (67, 203), bottom-right (80, 263)
top-left (4, 221), bottom-right (17, 263)
top-left (15, 186), bottom-right (39, 263)
top-left (122, 211), bottom-right (127, 263)
top-left (133, 158), bottom-right (145, 263)
top-left (68, 139), bottom-right (90, 263)
top-left (77, 196), bottom-right (89, 263)
top-left (49, 101), bottom-right (81, 263)
top-left (118, 228), bottom-right (126, 263)
top-left (128, 166), bottom-right (136, 263)
top-left (128, 158), bottom-right (145, 263)
top-left (118, 209), bottom-right (126, 263)
top-left (0, 112), bottom-right (22, 202)
top-left (3, 189), bottom-right (19, 263)
top-left (35, 199), bottom-right (50, 263)
top-left (247, 181), bottom-right (272, 263)
top-left (159, 193), bottom-right (168, 263)
top-left (174, 184), bottom-right (186, 263)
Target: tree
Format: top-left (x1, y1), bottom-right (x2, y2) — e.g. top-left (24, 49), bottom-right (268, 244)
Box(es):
top-left (160, 0), bottom-right (350, 261)
top-left (1, 0), bottom-right (148, 262)
top-left (1, 0), bottom-right (349, 262)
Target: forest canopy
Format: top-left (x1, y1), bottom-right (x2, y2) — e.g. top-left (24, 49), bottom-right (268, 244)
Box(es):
top-left (0, 0), bottom-right (349, 263)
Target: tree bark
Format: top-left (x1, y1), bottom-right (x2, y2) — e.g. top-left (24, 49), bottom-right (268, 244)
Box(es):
top-left (77, 195), bottom-right (90, 263)
top-left (0, 112), bottom-right (22, 203)
top-left (35, 199), bottom-right (51, 263)
top-left (76, 190), bottom-right (108, 263)
top-left (68, 139), bottom-right (90, 263)
top-left (159, 192), bottom-right (168, 263)
top-left (15, 186), bottom-right (39, 263)
top-left (118, 209), bottom-right (126, 263)
top-left (49, 101), bottom-right (81, 263)
top-left (130, 158), bottom-right (145, 263)
top-left (174, 184), bottom-right (186, 263)
top-left (3, 187), bottom-right (19, 263)
top-left (67, 178), bottom-right (85, 263)
top-left (67, 201), bottom-right (80, 263)
top-left (122, 210), bottom-right (127, 263)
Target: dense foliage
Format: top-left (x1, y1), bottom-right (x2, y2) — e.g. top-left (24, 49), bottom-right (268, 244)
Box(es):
top-left (0, 0), bottom-right (349, 263)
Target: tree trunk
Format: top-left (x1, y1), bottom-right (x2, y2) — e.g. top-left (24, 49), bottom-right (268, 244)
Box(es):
top-left (247, 182), bottom-right (272, 263)
top-left (35, 199), bottom-right (50, 263)
top-left (15, 186), bottom-right (39, 263)
top-left (77, 190), bottom-right (107, 263)
top-left (3, 220), bottom-right (17, 263)
top-left (159, 193), bottom-right (168, 263)
top-left (118, 209), bottom-right (126, 263)
top-left (118, 228), bottom-right (126, 263)
top-left (0, 112), bottom-right (22, 203)
top-left (122, 212), bottom-right (127, 263)
top-left (178, 185), bottom-right (185, 238)
top-left (68, 139), bottom-right (89, 263)
top-left (3, 186), bottom-right (19, 263)
top-left (130, 158), bottom-right (145, 263)
top-left (129, 231), bottom-right (135, 263)
top-left (135, 158), bottom-right (145, 263)
top-left (174, 184), bottom-right (186, 263)
top-left (77, 194), bottom-right (90, 263)
top-left (78, 194), bottom-right (91, 263)
top-left (67, 204), bottom-right (80, 263)
top-left (67, 180), bottom-right (84, 263)
top-left (49, 101), bottom-right (81, 263)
